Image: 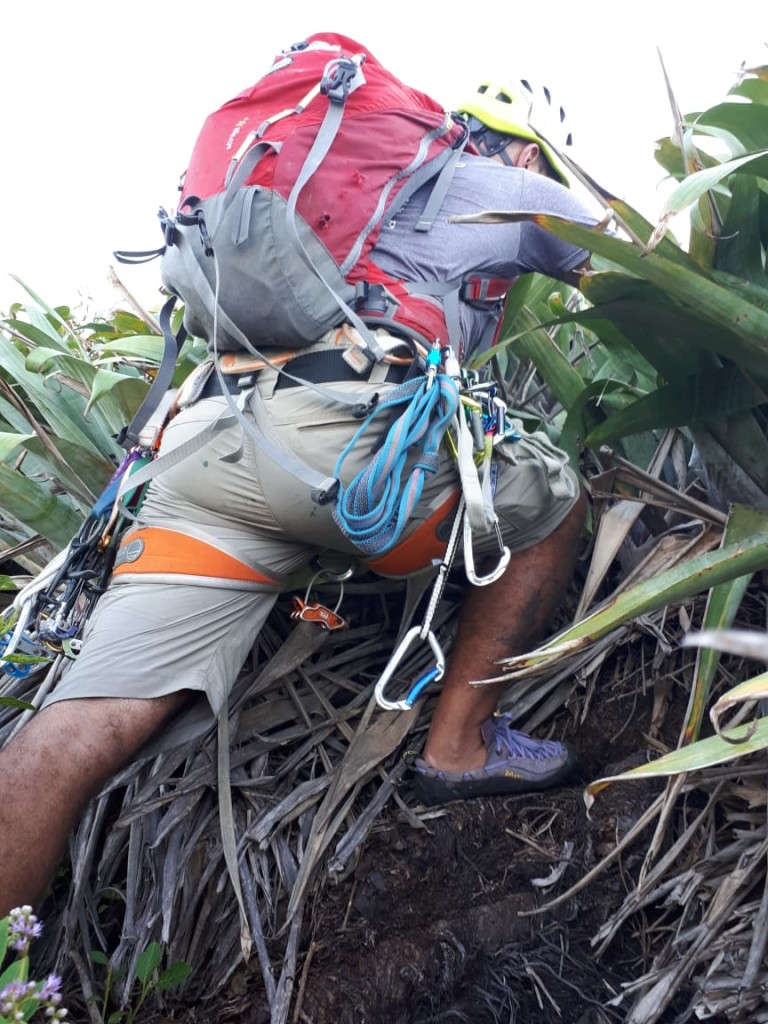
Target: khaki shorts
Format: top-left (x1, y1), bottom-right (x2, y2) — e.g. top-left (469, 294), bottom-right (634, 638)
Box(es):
top-left (44, 354), bottom-right (579, 727)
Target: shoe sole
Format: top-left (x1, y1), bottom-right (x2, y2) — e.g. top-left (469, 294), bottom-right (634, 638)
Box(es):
top-left (411, 743), bottom-right (578, 807)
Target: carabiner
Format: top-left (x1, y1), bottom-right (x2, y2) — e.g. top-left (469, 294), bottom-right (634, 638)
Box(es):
top-left (463, 516), bottom-right (511, 587)
top-left (374, 625), bottom-right (445, 711)
top-left (424, 342), bottom-right (441, 391)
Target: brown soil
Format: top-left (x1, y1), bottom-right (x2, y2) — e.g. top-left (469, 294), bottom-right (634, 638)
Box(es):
top-left (169, 666), bottom-right (686, 1024)
top-left (292, 702), bottom-right (663, 1024)
top-left (14, 562), bottom-right (721, 1024)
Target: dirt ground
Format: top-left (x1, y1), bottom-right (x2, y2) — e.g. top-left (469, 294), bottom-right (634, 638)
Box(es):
top-left (291, 696), bottom-right (666, 1024)
top-left (165, 655), bottom-right (689, 1024)
top-left (4, 557), bottom-right (717, 1024)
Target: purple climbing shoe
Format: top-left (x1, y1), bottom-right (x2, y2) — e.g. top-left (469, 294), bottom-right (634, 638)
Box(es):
top-left (408, 713), bottom-right (578, 807)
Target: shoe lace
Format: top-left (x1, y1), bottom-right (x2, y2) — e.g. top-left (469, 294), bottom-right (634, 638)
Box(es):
top-left (492, 720), bottom-right (562, 761)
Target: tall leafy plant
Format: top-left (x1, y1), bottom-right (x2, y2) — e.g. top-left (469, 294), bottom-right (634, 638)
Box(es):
top-left (0, 282), bottom-right (204, 572)
top-left (487, 65), bottom-right (768, 511)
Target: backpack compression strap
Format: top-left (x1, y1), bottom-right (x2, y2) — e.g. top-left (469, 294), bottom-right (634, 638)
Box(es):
top-left (115, 297), bottom-right (186, 450)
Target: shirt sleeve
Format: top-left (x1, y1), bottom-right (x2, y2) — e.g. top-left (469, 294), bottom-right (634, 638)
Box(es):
top-left (511, 172), bottom-right (594, 279)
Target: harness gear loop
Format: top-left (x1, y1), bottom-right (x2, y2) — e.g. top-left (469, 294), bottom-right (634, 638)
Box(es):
top-left (301, 570), bottom-right (345, 612)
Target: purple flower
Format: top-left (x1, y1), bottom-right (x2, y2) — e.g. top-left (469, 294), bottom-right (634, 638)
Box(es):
top-left (0, 977), bottom-right (37, 1014)
top-left (7, 905), bottom-right (43, 954)
top-left (2, 910), bottom-right (68, 1020)
top-left (37, 974), bottom-right (62, 1001)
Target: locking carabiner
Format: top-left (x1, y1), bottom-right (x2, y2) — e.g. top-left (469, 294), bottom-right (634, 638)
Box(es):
top-left (374, 625), bottom-right (446, 711)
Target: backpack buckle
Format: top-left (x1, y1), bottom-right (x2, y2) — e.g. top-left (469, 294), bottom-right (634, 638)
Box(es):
top-left (321, 56), bottom-right (364, 104)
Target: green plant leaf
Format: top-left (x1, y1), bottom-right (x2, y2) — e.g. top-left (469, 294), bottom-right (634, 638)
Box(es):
top-left (558, 378), bottom-right (628, 462)
top-left (8, 277), bottom-right (83, 351)
top-left (711, 669), bottom-right (768, 734)
top-left (2, 317), bottom-right (69, 353)
top-left (84, 372), bottom-right (148, 429)
top-left (730, 76), bottom-right (768, 106)
top-left (694, 100), bottom-right (768, 154)
top-left (89, 950), bottom-right (110, 966)
top-left (155, 961), bottom-right (192, 990)
top-left (0, 953), bottom-right (28, 988)
top-left (585, 715), bottom-right (768, 807)
top-left (1, 337), bottom-right (116, 459)
top-left (0, 433), bottom-right (36, 461)
top-left (0, 463), bottom-right (82, 548)
top-left (496, 526), bottom-right (768, 677)
top-left (19, 994), bottom-right (40, 1021)
top-left (659, 149), bottom-right (768, 219)
top-left (0, 697), bottom-right (38, 712)
top-left (583, 365), bottom-right (768, 448)
top-left (97, 335), bottom-right (173, 364)
top-left (606, 198), bottom-right (699, 267)
top-left (134, 942), bottom-right (162, 986)
top-left (19, 434), bottom-right (116, 503)
top-left (527, 216), bottom-right (768, 365)
top-left (716, 174), bottom-right (766, 283)
top-left (681, 505), bottom-right (767, 744)
top-left (494, 307), bottom-right (586, 412)
top-left (21, 346), bottom-right (147, 446)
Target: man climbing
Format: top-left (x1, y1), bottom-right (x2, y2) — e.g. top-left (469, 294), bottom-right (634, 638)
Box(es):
top-left (0, 56), bottom-right (599, 914)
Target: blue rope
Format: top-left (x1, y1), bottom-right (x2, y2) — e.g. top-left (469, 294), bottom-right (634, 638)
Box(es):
top-left (333, 374), bottom-right (459, 555)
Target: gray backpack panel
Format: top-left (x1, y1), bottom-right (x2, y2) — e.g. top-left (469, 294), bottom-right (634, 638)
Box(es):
top-left (161, 188), bottom-right (356, 352)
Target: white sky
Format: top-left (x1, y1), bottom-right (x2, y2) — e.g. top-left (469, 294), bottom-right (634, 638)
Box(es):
top-left (2, 1), bottom-right (766, 317)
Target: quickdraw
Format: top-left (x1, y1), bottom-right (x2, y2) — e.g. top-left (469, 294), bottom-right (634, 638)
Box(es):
top-left (373, 626), bottom-right (446, 711)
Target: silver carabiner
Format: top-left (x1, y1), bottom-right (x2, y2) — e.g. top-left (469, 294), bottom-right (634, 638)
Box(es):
top-left (463, 515), bottom-right (511, 587)
top-left (374, 625), bottom-right (446, 711)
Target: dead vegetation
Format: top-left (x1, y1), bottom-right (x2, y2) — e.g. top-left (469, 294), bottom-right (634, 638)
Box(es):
top-left (2, 438), bottom-right (768, 1024)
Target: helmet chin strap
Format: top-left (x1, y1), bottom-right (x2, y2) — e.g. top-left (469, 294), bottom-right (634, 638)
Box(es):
top-left (496, 146), bottom-right (517, 168)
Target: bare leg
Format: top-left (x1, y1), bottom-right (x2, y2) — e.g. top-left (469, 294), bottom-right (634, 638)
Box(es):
top-left (423, 490), bottom-right (586, 772)
top-left (0, 693), bottom-right (187, 914)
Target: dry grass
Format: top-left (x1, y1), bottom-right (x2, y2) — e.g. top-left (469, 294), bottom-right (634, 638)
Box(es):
top-left (3, 444), bottom-right (768, 1023)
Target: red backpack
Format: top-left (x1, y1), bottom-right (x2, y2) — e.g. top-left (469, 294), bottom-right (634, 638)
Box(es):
top-left (157, 32), bottom-right (472, 358)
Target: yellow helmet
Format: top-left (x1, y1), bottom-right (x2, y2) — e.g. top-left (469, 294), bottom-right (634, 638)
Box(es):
top-left (457, 79), bottom-right (572, 185)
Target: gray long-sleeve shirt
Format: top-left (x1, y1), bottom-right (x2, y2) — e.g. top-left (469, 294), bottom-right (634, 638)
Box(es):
top-left (372, 152), bottom-right (595, 358)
